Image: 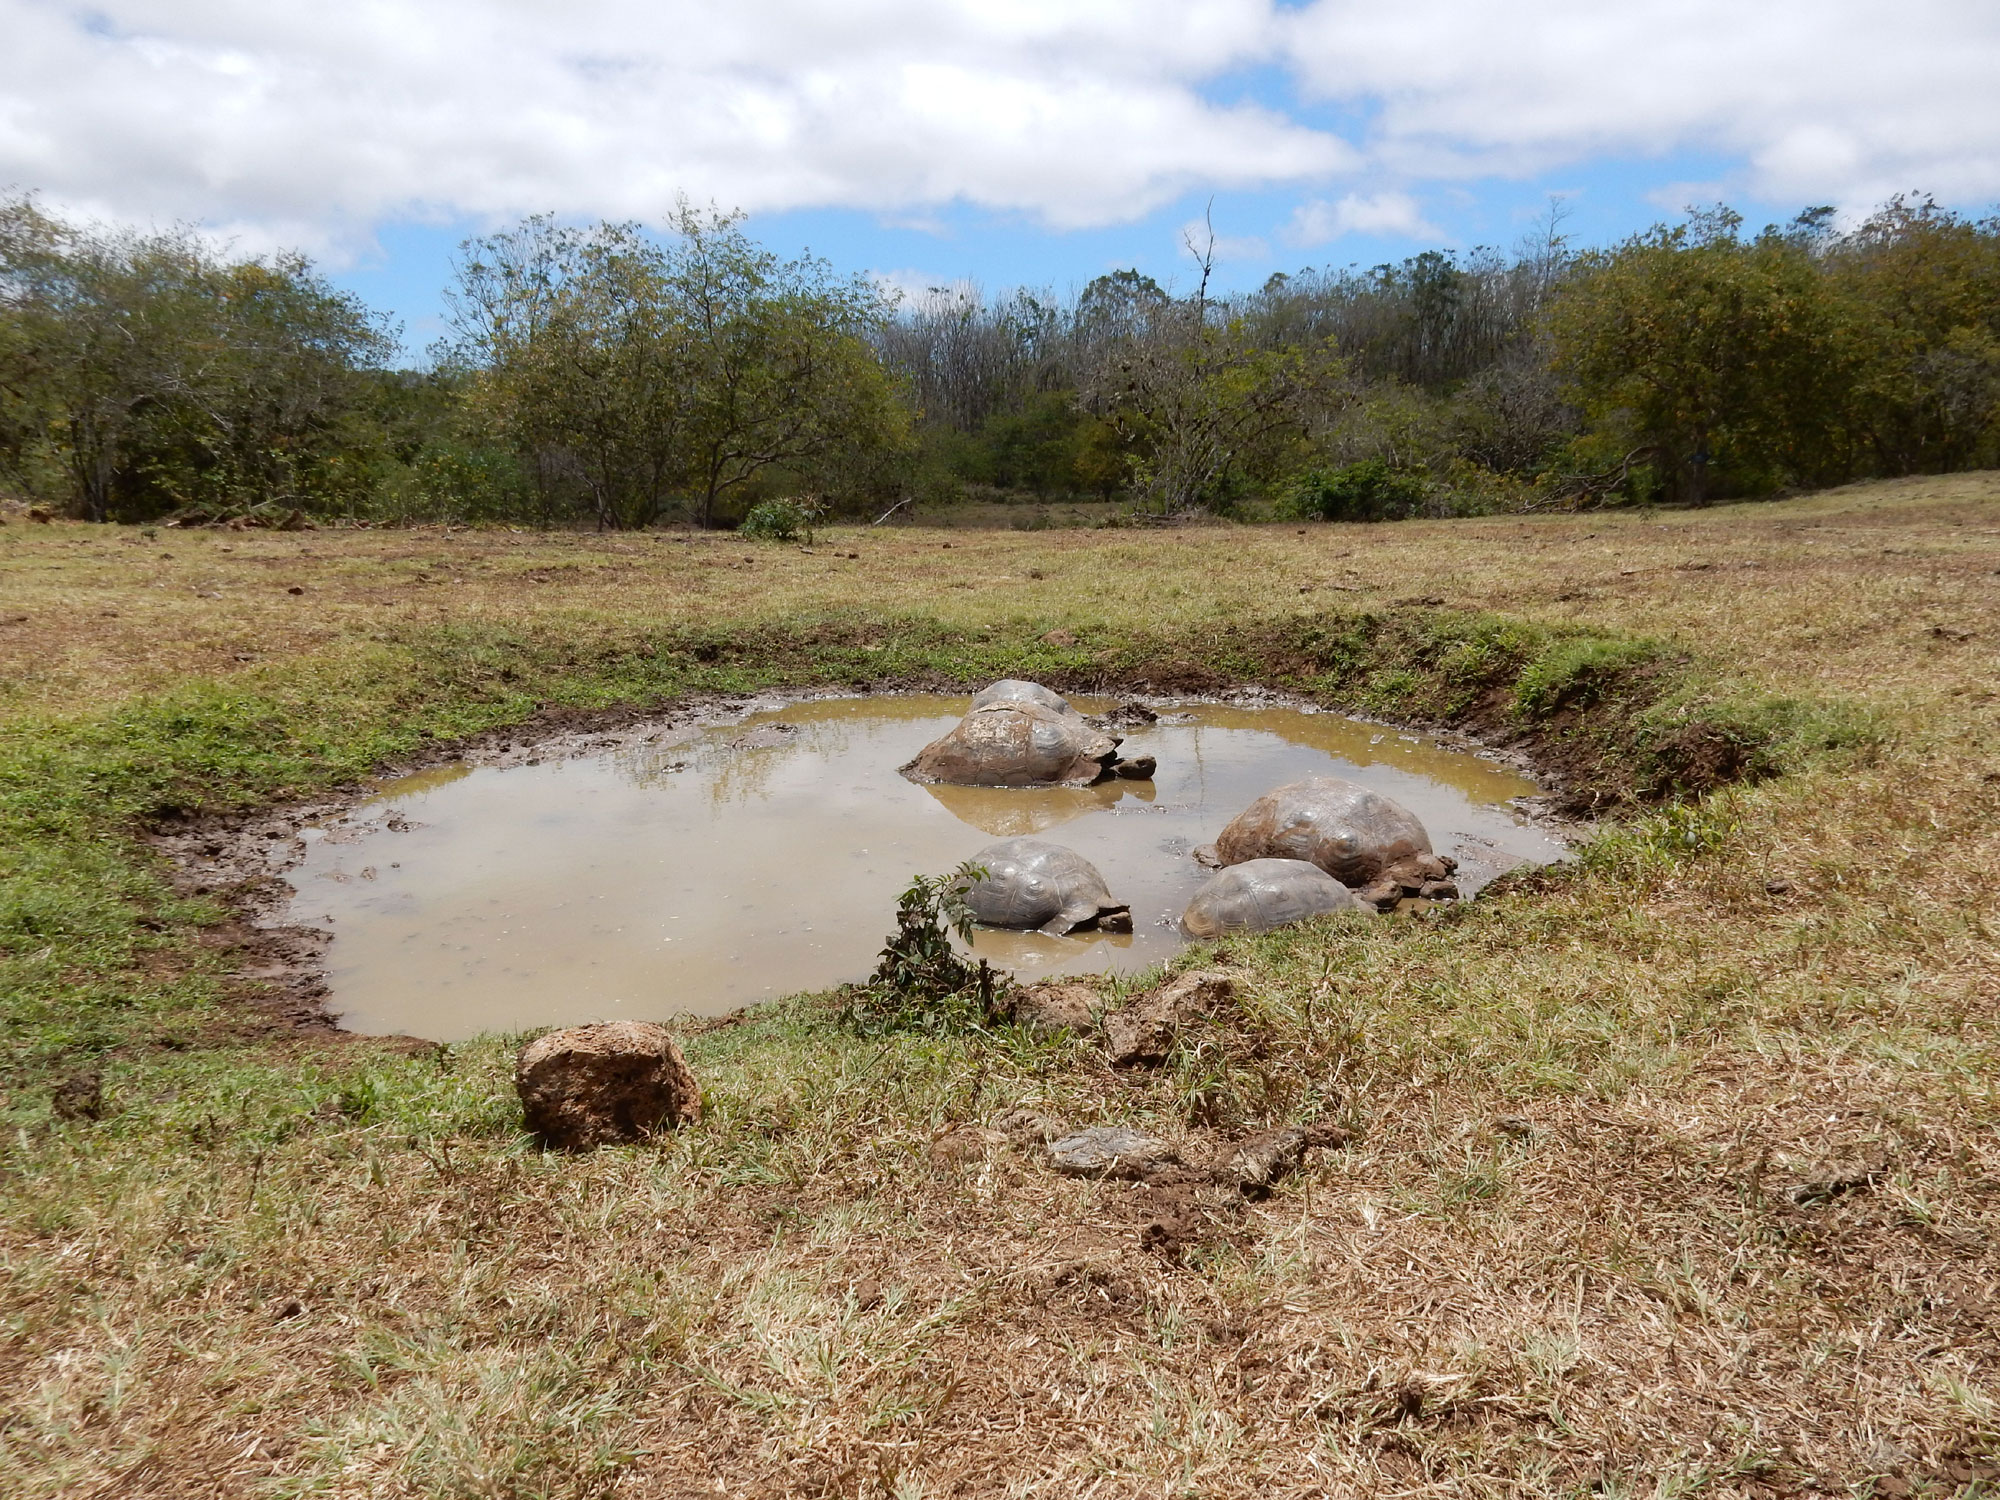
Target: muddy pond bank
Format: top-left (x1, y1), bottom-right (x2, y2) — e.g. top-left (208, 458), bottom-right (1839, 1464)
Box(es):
top-left (168, 690), bottom-right (1572, 1042)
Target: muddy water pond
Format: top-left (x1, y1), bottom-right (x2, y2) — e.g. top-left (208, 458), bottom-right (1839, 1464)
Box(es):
top-left (287, 696), bottom-right (1566, 1040)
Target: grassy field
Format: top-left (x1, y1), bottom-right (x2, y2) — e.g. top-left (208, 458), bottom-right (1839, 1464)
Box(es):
top-left (1, 473), bottom-right (1997, 1498)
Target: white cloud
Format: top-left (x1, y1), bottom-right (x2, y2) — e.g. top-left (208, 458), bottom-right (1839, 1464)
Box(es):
top-left (1285, 191), bottom-right (1440, 245)
top-left (868, 270), bottom-right (982, 308)
top-left (1280, 0), bottom-right (2000, 211)
top-left (0, 0), bottom-right (1351, 258)
top-left (4, 0), bottom-right (1997, 261)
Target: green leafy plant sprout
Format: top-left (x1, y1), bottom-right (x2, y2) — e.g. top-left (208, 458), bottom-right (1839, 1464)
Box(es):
top-left (846, 861), bottom-right (996, 1033)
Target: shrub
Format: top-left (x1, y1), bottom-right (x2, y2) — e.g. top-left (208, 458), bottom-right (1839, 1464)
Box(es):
top-left (844, 862), bottom-right (995, 1034)
top-left (738, 495), bottom-right (823, 542)
top-left (1278, 460), bottom-right (1430, 522)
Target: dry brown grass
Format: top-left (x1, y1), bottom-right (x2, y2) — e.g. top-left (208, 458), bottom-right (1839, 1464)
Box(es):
top-left (1, 474), bottom-right (1997, 1497)
top-left (3, 470), bottom-right (1995, 719)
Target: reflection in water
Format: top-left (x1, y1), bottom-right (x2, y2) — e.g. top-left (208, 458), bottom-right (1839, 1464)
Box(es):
top-left (360, 762), bottom-right (472, 805)
top-left (922, 777), bottom-right (1154, 835)
top-left (293, 694), bottom-right (1566, 1042)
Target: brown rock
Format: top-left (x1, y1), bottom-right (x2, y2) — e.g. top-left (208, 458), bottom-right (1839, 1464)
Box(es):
top-left (1008, 981), bottom-right (1101, 1034)
top-left (516, 1021), bottom-right (701, 1150)
top-left (1355, 877), bottom-right (1402, 910)
top-left (1104, 970), bottom-right (1234, 1067)
top-left (1219, 1121), bottom-right (1353, 1196)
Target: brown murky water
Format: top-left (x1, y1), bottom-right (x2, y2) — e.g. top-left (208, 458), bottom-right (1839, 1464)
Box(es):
top-left (287, 696), bottom-right (1566, 1040)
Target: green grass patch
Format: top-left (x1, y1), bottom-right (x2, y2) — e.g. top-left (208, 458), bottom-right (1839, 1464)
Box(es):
top-left (0, 604), bottom-right (1874, 1112)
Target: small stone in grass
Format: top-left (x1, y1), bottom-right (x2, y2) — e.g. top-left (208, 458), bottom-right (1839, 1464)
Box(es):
top-left (992, 1106), bottom-right (1061, 1145)
top-left (1048, 1125), bottom-right (1174, 1179)
top-left (1221, 1128), bottom-right (1309, 1197)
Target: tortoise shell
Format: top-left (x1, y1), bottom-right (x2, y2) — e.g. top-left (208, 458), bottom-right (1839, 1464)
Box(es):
top-left (969, 679), bottom-right (1080, 718)
top-left (1212, 775), bottom-right (1432, 886)
top-left (1181, 858), bottom-right (1369, 937)
top-left (900, 701), bottom-right (1119, 787)
top-left (965, 838), bottom-right (1130, 935)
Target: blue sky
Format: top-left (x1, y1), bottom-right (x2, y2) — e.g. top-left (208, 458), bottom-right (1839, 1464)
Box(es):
top-left (7, 1), bottom-right (1997, 362)
top-left (339, 154), bottom-right (1751, 358)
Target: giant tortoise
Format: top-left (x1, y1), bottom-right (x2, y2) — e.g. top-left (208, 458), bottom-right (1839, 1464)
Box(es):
top-left (964, 837), bottom-right (1133, 935)
top-left (901, 700), bottom-right (1118, 786)
top-left (970, 678), bottom-right (1081, 718)
top-left (1181, 858), bottom-right (1369, 938)
top-left (904, 673), bottom-right (1159, 784)
top-left (1203, 775), bottom-right (1455, 904)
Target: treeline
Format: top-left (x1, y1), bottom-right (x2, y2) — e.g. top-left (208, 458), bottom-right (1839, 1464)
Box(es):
top-left (2, 192), bottom-right (1996, 527)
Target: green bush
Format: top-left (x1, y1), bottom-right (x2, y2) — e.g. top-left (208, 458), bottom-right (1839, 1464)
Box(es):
top-left (739, 495), bottom-right (822, 542)
top-left (400, 444), bottom-right (530, 523)
top-left (1278, 460), bottom-right (1430, 522)
top-left (843, 862), bottom-right (994, 1035)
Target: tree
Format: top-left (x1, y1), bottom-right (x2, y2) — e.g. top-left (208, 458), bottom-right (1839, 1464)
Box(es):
top-left (1544, 209), bottom-right (1855, 503)
top-left (1074, 269), bottom-right (1171, 349)
top-left (449, 205), bottom-right (908, 529)
top-left (1825, 195), bottom-right (2000, 474)
top-left (1078, 237), bottom-right (1343, 515)
top-left (0, 195), bottom-right (391, 521)
top-left (670, 204), bottom-right (909, 526)
top-left (448, 217), bottom-right (700, 529)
